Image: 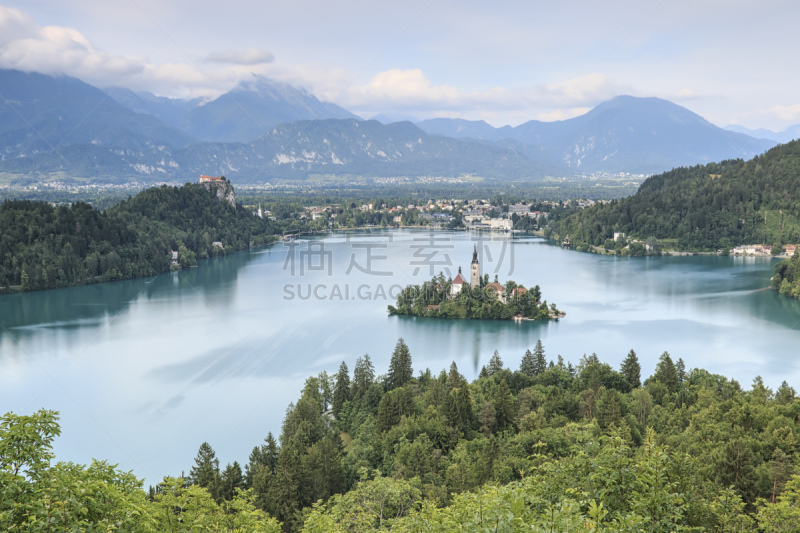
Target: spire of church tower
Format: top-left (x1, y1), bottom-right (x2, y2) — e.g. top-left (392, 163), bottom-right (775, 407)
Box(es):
top-left (470, 245), bottom-right (480, 288)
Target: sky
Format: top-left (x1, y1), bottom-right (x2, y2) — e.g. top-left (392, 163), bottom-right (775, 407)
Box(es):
top-left (1, 0), bottom-right (799, 129)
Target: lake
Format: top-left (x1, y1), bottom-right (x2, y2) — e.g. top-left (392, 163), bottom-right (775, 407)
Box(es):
top-left (2, 229), bottom-right (799, 486)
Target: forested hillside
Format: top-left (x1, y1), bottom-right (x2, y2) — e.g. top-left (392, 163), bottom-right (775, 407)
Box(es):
top-left (773, 250), bottom-right (800, 300)
top-left (552, 140), bottom-right (800, 250)
top-left (0, 181), bottom-right (277, 292)
top-left (5, 340), bottom-right (800, 531)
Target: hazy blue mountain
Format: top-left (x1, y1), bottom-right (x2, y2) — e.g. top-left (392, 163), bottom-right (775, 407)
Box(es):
top-left (105, 87), bottom-right (202, 129)
top-left (0, 69), bottom-right (194, 159)
top-left (0, 71), bottom-right (774, 182)
top-left (249, 119), bottom-right (562, 179)
top-left (417, 96), bottom-right (777, 173)
top-left (370, 113), bottom-right (419, 124)
top-left (177, 77), bottom-right (361, 143)
top-left (725, 124), bottom-right (800, 144)
top-left (0, 119), bottom-right (566, 182)
top-left (416, 118), bottom-right (505, 140)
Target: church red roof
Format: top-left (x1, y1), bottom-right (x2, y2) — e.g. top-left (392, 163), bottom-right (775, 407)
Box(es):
top-left (452, 272), bottom-right (466, 285)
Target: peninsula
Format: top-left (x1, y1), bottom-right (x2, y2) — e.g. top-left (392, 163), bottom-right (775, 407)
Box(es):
top-left (388, 246), bottom-right (562, 320)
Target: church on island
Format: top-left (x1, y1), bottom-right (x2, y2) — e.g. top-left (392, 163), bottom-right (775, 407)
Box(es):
top-left (390, 246), bottom-right (560, 320)
top-left (450, 246), bottom-right (507, 303)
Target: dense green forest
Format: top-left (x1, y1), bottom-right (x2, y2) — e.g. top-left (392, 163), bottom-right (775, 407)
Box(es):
top-left (773, 250), bottom-right (800, 300)
top-left (6, 339), bottom-right (800, 531)
top-left (388, 274), bottom-right (558, 319)
top-left (552, 140), bottom-right (800, 251)
top-left (0, 181), bottom-right (278, 292)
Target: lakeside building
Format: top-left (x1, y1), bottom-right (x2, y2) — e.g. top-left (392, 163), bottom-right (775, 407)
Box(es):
top-left (468, 218), bottom-right (513, 232)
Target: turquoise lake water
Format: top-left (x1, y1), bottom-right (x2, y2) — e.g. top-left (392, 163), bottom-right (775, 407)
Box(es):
top-left (2, 229), bottom-right (798, 485)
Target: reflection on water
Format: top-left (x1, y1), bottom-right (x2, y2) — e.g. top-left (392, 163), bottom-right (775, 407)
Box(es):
top-left (393, 314), bottom-right (554, 372)
top-left (0, 248), bottom-right (262, 351)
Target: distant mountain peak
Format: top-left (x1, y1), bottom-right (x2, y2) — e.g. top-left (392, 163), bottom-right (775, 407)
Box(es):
top-left (417, 95), bottom-right (776, 173)
top-left (173, 76), bottom-right (361, 143)
top-left (231, 75), bottom-right (311, 98)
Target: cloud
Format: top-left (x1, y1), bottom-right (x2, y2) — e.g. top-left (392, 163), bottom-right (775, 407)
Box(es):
top-left (336, 69), bottom-right (627, 125)
top-left (0, 5), bottom-right (633, 126)
top-left (758, 104), bottom-right (800, 123)
top-left (0, 6), bottom-right (283, 98)
top-left (206, 47), bottom-right (275, 65)
top-left (0, 6), bottom-right (143, 83)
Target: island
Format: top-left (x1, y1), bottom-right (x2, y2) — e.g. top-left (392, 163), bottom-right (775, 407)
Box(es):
top-left (388, 246), bottom-right (563, 320)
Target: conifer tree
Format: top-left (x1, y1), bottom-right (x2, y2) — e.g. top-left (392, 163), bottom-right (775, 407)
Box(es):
top-left (377, 393), bottom-right (397, 432)
top-left (386, 338), bottom-right (413, 391)
top-left (250, 433), bottom-right (279, 512)
top-left (676, 358), bottom-right (686, 385)
top-left (493, 379), bottom-right (515, 431)
top-left (190, 442), bottom-right (220, 487)
top-left (520, 349), bottom-right (536, 376)
top-left (487, 350), bottom-right (503, 375)
top-left (444, 362), bottom-right (472, 434)
top-left (189, 442), bottom-right (221, 500)
top-left (352, 354), bottom-right (375, 400)
top-left (447, 361), bottom-right (461, 390)
top-left (654, 351), bottom-right (679, 393)
top-left (332, 361), bottom-right (350, 418)
top-left (220, 461), bottom-right (244, 501)
top-left (776, 381), bottom-right (796, 404)
top-left (247, 431), bottom-right (280, 494)
top-left (620, 349), bottom-right (642, 389)
top-left (533, 340), bottom-right (547, 375)
top-left (263, 433), bottom-right (279, 475)
top-left (245, 444), bottom-right (265, 490)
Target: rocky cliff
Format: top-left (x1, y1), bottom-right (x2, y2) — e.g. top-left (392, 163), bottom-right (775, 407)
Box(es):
top-left (201, 180), bottom-right (236, 208)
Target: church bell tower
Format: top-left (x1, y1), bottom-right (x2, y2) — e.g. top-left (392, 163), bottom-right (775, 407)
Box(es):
top-left (470, 245), bottom-right (480, 289)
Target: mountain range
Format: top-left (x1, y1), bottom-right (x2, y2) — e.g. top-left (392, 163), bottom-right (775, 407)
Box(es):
top-left (417, 97), bottom-right (776, 173)
top-left (724, 124), bottom-right (800, 144)
top-left (0, 69), bottom-right (193, 159)
top-left (105, 78), bottom-right (360, 143)
top-left (0, 68), bottom-right (784, 182)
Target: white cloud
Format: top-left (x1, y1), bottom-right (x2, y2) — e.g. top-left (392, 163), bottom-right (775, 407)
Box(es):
top-left (342, 69), bottom-right (461, 108)
top-left (335, 69), bottom-right (627, 125)
top-left (0, 6), bottom-right (281, 97)
top-left (0, 6), bottom-right (143, 81)
top-left (758, 104), bottom-right (800, 123)
top-left (526, 74), bottom-right (625, 109)
top-left (206, 48), bottom-right (275, 66)
top-left (0, 5), bottom-right (632, 126)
